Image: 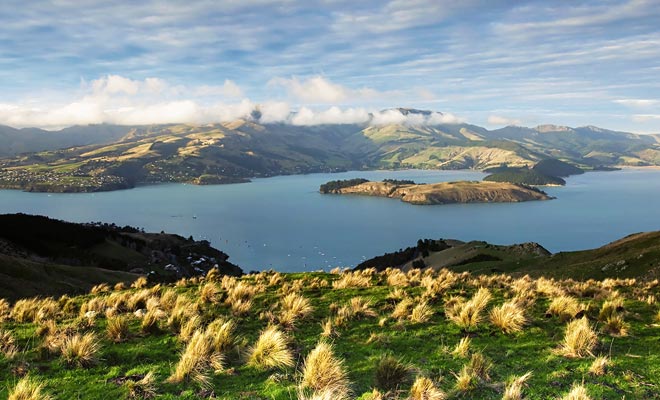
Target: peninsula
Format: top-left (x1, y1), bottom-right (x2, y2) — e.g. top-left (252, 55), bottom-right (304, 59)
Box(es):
top-left (320, 179), bottom-right (552, 205)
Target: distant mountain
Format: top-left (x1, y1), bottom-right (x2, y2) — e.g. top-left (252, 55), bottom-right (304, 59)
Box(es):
top-left (0, 124), bottom-right (134, 157)
top-left (0, 111), bottom-right (659, 192)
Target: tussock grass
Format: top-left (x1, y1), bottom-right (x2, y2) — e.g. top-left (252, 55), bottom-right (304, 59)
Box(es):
top-left (107, 315), bottom-right (131, 342)
top-left (300, 341), bottom-right (350, 399)
top-left (167, 329), bottom-right (224, 387)
top-left (373, 354), bottom-right (412, 391)
top-left (8, 376), bottom-right (53, 400)
top-left (141, 309), bottom-right (165, 334)
top-left (90, 283), bottom-right (111, 295)
top-left (490, 300), bottom-right (527, 334)
top-left (546, 296), bottom-right (582, 321)
top-left (247, 326), bottom-right (294, 370)
top-left (588, 356), bottom-right (610, 376)
top-left (556, 317), bottom-right (598, 358)
top-left (0, 298), bottom-right (10, 322)
top-left (452, 336), bottom-right (471, 358)
top-left (410, 300), bottom-right (434, 323)
top-left (561, 383), bottom-right (592, 400)
top-left (60, 332), bottom-right (101, 368)
top-left (409, 376), bottom-right (446, 400)
top-left (199, 282), bottom-right (221, 304)
top-left (278, 292), bottom-right (314, 327)
top-left (445, 287), bottom-right (491, 331)
top-left (131, 276), bottom-right (148, 289)
top-left (391, 297), bottom-right (414, 320)
top-left (333, 272), bottom-right (372, 289)
top-left (125, 371), bottom-right (157, 399)
top-left (502, 371), bottom-right (532, 400)
top-left (602, 314), bottom-right (629, 337)
top-left (1, 329), bottom-right (18, 359)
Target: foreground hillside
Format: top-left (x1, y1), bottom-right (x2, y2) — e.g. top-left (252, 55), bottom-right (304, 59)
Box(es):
top-left (356, 232), bottom-right (660, 281)
top-left (0, 113), bottom-right (659, 192)
top-left (0, 268), bottom-right (658, 399)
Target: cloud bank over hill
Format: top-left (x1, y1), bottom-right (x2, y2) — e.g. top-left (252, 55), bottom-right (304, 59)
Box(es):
top-left (0, 75), bottom-right (463, 129)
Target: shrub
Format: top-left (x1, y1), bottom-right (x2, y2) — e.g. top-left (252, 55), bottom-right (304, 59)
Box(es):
top-left (247, 326), bottom-right (294, 370)
top-left (373, 355), bottom-right (412, 391)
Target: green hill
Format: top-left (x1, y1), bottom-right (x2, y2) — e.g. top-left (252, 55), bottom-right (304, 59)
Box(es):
top-left (0, 115), bottom-right (658, 192)
top-left (355, 231), bottom-right (660, 280)
top-left (483, 168), bottom-right (566, 185)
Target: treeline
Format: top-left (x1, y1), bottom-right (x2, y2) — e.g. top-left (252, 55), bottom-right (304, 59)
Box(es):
top-left (382, 179), bottom-right (416, 185)
top-left (319, 178), bottom-right (368, 193)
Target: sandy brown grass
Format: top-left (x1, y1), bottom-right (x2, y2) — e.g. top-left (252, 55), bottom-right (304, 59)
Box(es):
top-left (555, 317), bottom-right (598, 358)
top-left (247, 326), bottom-right (294, 370)
top-left (8, 376), bottom-right (53, 400)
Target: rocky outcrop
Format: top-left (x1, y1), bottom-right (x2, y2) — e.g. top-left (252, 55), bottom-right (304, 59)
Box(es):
top-left (325, 180), bottom-right (552, 205)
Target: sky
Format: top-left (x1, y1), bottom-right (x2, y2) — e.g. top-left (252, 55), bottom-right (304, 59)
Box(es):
top-left (0, 0), bottom-right (659, 132)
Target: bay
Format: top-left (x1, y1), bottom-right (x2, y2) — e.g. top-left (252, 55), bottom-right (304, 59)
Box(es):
top-left (0, 168), bottom-right (659, 272)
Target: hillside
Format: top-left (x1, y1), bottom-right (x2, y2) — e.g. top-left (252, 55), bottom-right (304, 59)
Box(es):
top-left (483, 168), bottom-right (566, 186)
top-left (321, 179), bottom-right (552, 205)
top-left (0, 266), bottom-right (657, 399)
top-left (0, 214), bottom-right (243, 300)
top-left (355, 231), bottom-right (660, 280)
top-left (0, 115), bottom-right (659, 192)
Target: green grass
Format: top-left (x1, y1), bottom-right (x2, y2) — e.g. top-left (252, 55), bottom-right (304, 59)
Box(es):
top-left (0, 269), bottom-right (658, 399)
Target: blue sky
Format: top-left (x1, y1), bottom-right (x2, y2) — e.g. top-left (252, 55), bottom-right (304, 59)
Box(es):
top-left (1, 0), bottom-right (659, 132)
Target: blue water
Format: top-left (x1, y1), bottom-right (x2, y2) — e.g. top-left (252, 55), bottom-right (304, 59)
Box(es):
top-left (0, 169), bottom-right (659, 272)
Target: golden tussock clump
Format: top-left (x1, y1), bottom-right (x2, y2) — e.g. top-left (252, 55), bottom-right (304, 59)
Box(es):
top-left (35, 319), bottom-right (58, 338)
top-left (278, 292), bottom-right (314, 327)
top-left (347, 297), bottom-right (377, 319)
top-left (167, 329), bottom-right (225, 388)
top-left (1, 329), bottom-right (19, 359)
top-left (502, 372), bottom-right (532, 400)
top-left (206, 318), bottom-right (236, 353)
top-left (602, 314), bottom-right (629, 337)
top-left (560, 383), bottom-right (592, 400)
top-left (546, 295), bottom-right (583, 321)
top-left (131, 276), bottom-right (149, 289)
top-left (247, 325), bottom-right (294, 370)
top-left (332, 272), bottom-right (372, 289)
top-left (489, 300), bottom-right (527, 334)
top-left (555, 317), bottom-right (598, 358)
top-left (10, 298), bottom-right (42, 323)
top-left (320, 318), bottom-right (338, 338)
top-left (90, 283), bottom-right (111, 295)
top-left (0, 298), bottom-right (10, 322)
top-left (179, 315), bottom-right (203, 342)
top-left (199, 282), bottom-right (222, 304)
top-left (125, 371), bottom-right (157, 399)
top-left (385, 269), bottom-right (411, 287)
top-left (598, 298), bottom-right (624, 321)
top-left (391, 297), bottom-right (414, 320)
top-left (8, 376), bottom-right (53, 400)
top-left (409, 376), bottom-right (446, 400)
top-left (106, 315), bottom-right (131, 342)
top-left (453, 365), bottom-right (476, 392)
top-left (588, 356), bottom-right (610, 376)
top-left (141, 309), bottom-right (166, 334)
top-left (299, 341), bottom-right (351, 399)
top-left (373, 355), bottom-right (412, 391)
top-left (113, 282), bottom-right (127, 291)
top-left (445, 288), bottom-right (492, 331)
top-left (409, 300), bottom-right (434, 323)
top-left (60, 332), bottom-right (101, 368)
top-left (452, 336), bottom-right (471, 358)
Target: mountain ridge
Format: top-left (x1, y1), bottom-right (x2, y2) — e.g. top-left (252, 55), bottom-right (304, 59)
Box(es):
top-left (0, 111), bottom-right (659, 192)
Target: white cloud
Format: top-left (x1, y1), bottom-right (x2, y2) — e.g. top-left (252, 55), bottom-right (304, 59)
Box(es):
top-left (427, 112), bottom-right (463, 124)
top-left (632, 114), bottom-right (660, 122)
top-left (195, 80), bottom-right (244, 98)
top-left (290, 106), bottom-right (370, 125)
top-left (487, 115), bottom-right (522, 126)
top-left (269, 76), bottom-right (348, 103)
top-left (257, 102), bottom-right (291, 124)
top-left (614, 98), bottom-right (659, 108)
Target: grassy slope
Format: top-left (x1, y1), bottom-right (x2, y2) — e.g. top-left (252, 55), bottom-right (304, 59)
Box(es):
top-left (0, 271), bottom-right (658, 399)
top-left (0, 254), bottom-right (137, 300)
